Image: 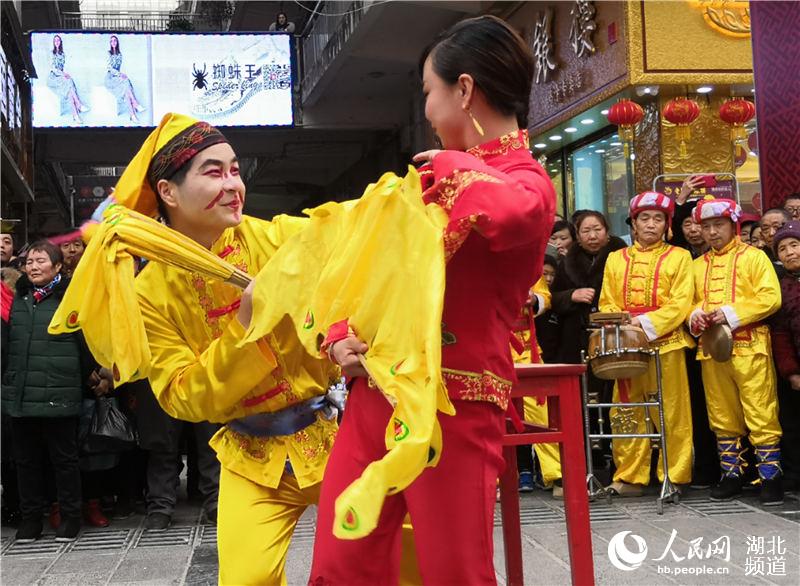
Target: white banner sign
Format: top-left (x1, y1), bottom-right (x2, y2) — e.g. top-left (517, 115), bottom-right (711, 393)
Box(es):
top-left (31, 32), bottom-right (293, 128)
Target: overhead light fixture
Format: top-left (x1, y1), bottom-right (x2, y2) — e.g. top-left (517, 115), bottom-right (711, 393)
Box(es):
top-left (610, 141), bottom-right (622, 146)
top-left (635, 85), bottom-right (660, 97)
top-left (601, 109), bottom-right (609, 116)
top-left (533, 142), bottom-right (547, 148)
top-left (594, 149), bottom-right (606, 154)
top-left (696, 86), bottom-right (713, 94)
top-left (630, 153), bottom-right (636, 160)
top-left (580, 118), bottom-right (594, 125)
top-left (549, 135), bottom-right (562, 141)
top-left (564, 127), bottom-right (578, 133)
top-left (576, 157), bottom-right (585, 162)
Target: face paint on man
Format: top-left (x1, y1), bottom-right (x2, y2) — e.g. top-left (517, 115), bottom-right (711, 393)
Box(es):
top-left (156, 144), bottom-right (245, 248)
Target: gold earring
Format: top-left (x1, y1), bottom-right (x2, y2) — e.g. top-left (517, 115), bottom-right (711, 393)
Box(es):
top-left (468, 111), bottom-right (485, 137)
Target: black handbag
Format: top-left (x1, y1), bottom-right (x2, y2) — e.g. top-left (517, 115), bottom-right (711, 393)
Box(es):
top-left (88, 396), bottom-right (138, 450)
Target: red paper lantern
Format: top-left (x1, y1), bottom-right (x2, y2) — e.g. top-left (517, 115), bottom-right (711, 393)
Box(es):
top-left (662, 97), bottom-right (701, 137)
top-left (662, 97), bottom-right (701, 158)
top-left (719, 98), bottom-right (755, 142)
top-left (606, 99), bottom-right (644, 143)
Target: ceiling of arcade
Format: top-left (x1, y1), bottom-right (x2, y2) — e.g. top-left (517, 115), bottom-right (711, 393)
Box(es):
top-left (33, 1), bottom-right (529, 220)
top-left (17, 1), bottom-right (764, 232)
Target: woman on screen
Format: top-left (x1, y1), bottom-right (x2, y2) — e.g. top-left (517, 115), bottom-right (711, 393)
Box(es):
top-left (46, 35), bottom-right (88, 124)
top-left (104, 35), bottom-right (145, 122)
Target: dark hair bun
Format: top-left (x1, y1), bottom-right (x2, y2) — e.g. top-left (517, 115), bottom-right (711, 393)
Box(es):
top-left (420, 16), bottom-right (534, 127)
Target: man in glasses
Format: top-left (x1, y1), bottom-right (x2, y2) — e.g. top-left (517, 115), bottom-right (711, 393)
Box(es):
top-left (783, 193), bottom-right (800, 222)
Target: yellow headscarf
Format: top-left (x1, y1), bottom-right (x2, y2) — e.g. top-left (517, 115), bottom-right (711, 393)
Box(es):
top-left (49, 113), bottom-right (227, 382)
top-left (114, 112), bottom-right (207, 217)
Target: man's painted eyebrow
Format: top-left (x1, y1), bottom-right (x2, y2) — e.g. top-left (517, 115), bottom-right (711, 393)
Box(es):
top-left (198, 157), bottom-right (238, 170)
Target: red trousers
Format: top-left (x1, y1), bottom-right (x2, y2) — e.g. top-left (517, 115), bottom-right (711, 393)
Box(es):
top-left (309, 381), bottom-right (505, 586)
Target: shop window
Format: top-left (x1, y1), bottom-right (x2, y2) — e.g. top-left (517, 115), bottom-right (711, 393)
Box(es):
top-left (734, 123), bottom-right (760, 214)
top-left (1, 46), bottom-right (7, 124)
top-left (0, 44), bottom-right (23, 156)
top-left (542, 151), bottom-right (565, 217)
top-left (14, 82), bottom-right (21, 144)
top-left (568, 132), bottom-right (633, 240)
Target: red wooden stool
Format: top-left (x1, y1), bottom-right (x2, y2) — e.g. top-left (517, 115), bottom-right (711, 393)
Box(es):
top-left (498, 363), bottom-right (595, 586)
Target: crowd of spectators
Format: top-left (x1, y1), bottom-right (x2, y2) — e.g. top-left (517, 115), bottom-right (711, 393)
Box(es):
top-left (1, 181), bottom-right (798, 540)
top-left (1, 233), bottom-right (220, 542)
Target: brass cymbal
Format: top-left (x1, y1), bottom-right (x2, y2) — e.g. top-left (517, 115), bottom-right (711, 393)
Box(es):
top-left (702, 324), bottom-right (733, 362)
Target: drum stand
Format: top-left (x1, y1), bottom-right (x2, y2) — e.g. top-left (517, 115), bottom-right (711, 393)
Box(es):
top-left (580, 348), bottom-right (679, 514)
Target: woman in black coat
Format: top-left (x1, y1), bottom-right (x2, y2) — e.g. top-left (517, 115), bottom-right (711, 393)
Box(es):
top-left (550, 211), bottom-right (627, 364)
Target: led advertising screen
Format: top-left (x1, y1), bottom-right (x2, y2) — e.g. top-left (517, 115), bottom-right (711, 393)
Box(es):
top-left (30, 32), bottom-right (293, 128)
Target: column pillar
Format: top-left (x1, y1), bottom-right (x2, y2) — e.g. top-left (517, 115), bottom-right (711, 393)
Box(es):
top-left (751, 1), bottom-right (800, 209)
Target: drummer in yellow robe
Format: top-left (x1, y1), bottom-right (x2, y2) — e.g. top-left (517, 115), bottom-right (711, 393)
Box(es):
top-left (512, 276), bottom-right (563, 496)
top-left (109, 113), bottom-right (341, 585)
top-left (688, 198), bottom-right (783, 505)
top-left (599, 192), bottom-right (695, 496)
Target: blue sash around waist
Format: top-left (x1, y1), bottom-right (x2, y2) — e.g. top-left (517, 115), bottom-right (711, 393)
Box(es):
top-left (227, 384), bottom-right (346, 438)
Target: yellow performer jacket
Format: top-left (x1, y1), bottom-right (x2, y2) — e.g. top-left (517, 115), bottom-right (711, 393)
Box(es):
top-left (512, 277), bottom-right (551, 364)
top-left (136, 215), bottom-right (340, 489)
top-left (689, 237), bottom-right (781, 359)
top-left (599, 241), bottom-right (694, 353)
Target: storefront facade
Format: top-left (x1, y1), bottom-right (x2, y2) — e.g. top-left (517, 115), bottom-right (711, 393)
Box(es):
top-left (507, 0), bottom-right (758, 233)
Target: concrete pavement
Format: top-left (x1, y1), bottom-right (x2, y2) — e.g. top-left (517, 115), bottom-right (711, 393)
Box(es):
top-left (2, 486), bottom-right (798, 585)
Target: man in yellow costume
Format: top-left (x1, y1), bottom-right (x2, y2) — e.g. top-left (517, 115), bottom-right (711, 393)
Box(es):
top-left (111, 113), bottom-right (341, 584)
top-left (599, 192), bottom-right (694, 496)
top-left (511, 277), bottom-right (563, 497)
top-left (689, 198), bottom-right (783, 505)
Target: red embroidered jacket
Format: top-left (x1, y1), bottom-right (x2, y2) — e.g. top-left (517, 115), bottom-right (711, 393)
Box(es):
top-left (1, 281), bottom-right (13, 323)
top-left (325, 130), bottom-right (556, 410)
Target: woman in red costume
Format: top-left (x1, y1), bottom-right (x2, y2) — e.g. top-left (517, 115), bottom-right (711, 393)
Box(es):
top-left (309, 16), bottom-right (556, 585)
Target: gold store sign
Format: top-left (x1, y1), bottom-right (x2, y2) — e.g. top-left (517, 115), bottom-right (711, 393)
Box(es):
top-left (692, 0), bottom-right (751, 38)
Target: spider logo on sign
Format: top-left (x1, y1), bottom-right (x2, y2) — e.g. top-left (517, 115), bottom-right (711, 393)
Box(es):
top-left (192, 64), bottom-right (208, 90)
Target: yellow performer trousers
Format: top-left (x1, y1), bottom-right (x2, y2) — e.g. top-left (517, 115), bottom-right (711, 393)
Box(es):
top-left (700, 353), bottom-right (781, 446)
top-left (523, 398), bottom-right (562, 485)
top-left (611, 349), bottom-right (693, 485)
top-left (217, 467), bottom-right (422, 586)
top-left (217, 467), bottom-right (320, 586)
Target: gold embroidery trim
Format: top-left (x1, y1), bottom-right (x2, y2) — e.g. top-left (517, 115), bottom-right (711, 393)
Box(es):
top-left (229, 428), bottom-right (271, 461)
top-left (428, 170), bottom-right (503, 213)
top-left (467, 129), bottom-right (530, 160)
top-left (442, 368), bottom-right (513, 410)
top-left (624, 243), bottom-right (669, 310)
top-left (190, 239), bottom-right (249, 340)
top-left (444, 214), bottom-right (479, 263)
top-left (702, 241), bottom-right (742, 311)
top-left (293, 422), bottom-right (337, 462)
